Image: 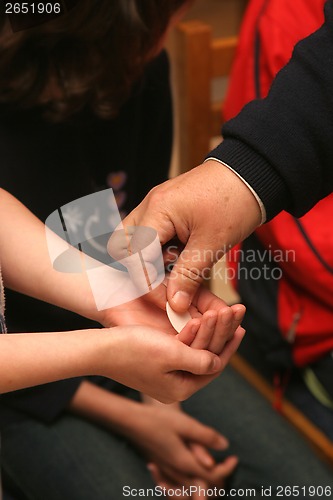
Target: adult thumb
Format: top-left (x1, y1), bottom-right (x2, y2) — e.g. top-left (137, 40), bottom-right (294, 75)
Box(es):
top-left (166, 233), bottom-right (223, 312)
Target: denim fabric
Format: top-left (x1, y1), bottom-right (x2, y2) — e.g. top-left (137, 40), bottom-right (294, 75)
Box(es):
top-left (0, 268), bottom-right (6, 334)
top-left (0, 267), bottom-right (5, 500)
top-left (1, 367), bottom-right (332, 500)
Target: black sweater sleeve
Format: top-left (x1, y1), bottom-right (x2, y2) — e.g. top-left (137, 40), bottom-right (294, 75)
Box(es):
top-left (209, 0), bottom-right (333, 220)
top-left (0, 51), bottom-right (172, 427)
top-left (0, 379), bottom-right (82, 424)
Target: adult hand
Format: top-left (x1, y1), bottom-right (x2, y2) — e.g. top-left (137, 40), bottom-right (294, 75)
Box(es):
top-left (117, 160), bottom-right (261, 312)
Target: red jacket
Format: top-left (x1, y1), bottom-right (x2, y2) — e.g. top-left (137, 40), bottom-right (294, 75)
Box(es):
top-left (224, 0), bottom-right (333, 366)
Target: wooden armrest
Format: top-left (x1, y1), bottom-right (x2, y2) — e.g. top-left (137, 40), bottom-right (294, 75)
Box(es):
top-left (230, 353), bottom-right (333, 468)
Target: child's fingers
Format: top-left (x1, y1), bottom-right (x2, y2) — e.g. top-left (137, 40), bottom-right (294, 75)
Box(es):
top-left (217, 326), bottom-right (246, 371)
top-left (190, 443), bottom-right (216, 469)
top-left (177, 304), bottom-right (245, 357)
top-left (230, 304), bottom-right (246, 333)
top-left (188, 303), bottom-right (202, 319)
top-left (208, 307), bottom-right (234, 354)
top-left (205, 455), bottom-right (239, 485)
top-left (177, 318), bottom-right (201, 345)
top-left (208, 304), bottom-right (246, 355)
top-left (189, 311), bottom-right (218, 350)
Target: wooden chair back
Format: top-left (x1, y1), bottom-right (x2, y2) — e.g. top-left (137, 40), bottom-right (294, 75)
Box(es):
top-left (173, 20), bottom-right (237, 173)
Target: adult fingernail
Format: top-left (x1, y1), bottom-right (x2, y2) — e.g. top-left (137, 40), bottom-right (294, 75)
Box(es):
top-left (172, 291), bottom-right (191, 311)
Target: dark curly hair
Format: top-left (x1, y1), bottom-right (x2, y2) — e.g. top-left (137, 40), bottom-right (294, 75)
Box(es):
top-left (0, 0), bottom-right (189, 120)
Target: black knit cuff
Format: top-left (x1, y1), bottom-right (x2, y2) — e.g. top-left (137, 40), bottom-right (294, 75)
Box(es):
top-left (207, 138), bottom-right (289, 221)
